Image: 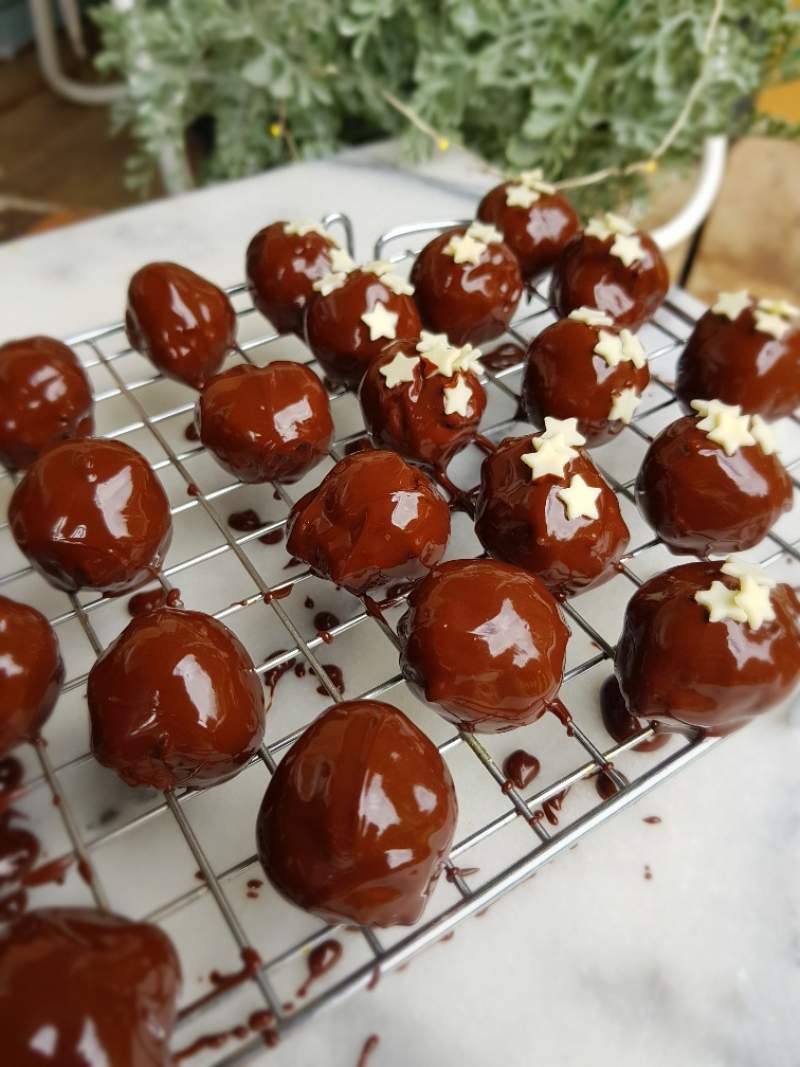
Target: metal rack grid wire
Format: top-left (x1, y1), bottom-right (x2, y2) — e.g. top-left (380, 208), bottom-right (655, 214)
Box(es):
top-left (1, 212), bottom-right (798, 1066)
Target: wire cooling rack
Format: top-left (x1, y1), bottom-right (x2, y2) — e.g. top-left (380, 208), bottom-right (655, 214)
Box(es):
top-left (1, 212), bottom-right (798, 1066)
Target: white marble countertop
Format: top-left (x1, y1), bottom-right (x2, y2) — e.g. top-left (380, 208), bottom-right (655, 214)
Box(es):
top-left (1, 143), bottom-right (798, 1067)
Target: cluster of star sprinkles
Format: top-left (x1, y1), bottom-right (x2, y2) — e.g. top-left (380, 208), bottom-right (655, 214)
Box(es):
top-left (504, 169), bottom-right (556, 209)
top-left (695, 557), bottom-right (776, 631)
top-left (310, 255), bottom-right (417, 342)
top-left (519, 418), bottom-right (602, 521)
top-left (378, 331), bottom-right (483, 417)
top-left (443, 221), bottom-right (504, 266)
top-left (690, 399), bottom-right (778, 458)
top-left (585, 212), bottom-right (644, 268)
top-left (568, 306), bottom-right (647, 425)
top-left (710, 290), bottom-right (800, 341)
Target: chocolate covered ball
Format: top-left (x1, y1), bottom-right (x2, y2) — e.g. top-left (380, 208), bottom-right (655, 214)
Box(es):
top-left (9, 439), bottom-right (172, 596)
top-left (0, 907), bottom-right (181, 1067)
top-left (550, 213), bottom-right (669, 330)
top-left (286, 449), bottom-right (450, 595)
top-left (477, 173), bottom-right (579, 282)
top-left (197, 361), bottom-right (333, 483)
top-left (398, 559), bottom-right (569, 732)
top-left (305, 262), bottom-right (421, 387)
top-left (615, 558), bottom-right (800, 735)
top-left (358, 333), bottom-right (486, 469)
top-left (635, 403), bottom-right (792, 556)
top-left (411, 222), bottom-right (523, 346)
top-left (0, 596), bottom-right (64, 757)
top-left (675, 292), bottom-right (800, 420)
top-left (0, 336), bottom-right (93, 470)
top-left (126, 261), bottom-right (236, 389)
top-left (256, 699), bottom-right (457, 926)
top-left (523, 308), bottom-right (650, 446)
top-left (88, 606), bottom-right (265, 790)
top-left (475, 418), bottom-right (629, 598)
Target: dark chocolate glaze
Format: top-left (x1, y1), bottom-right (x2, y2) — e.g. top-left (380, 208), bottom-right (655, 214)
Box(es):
top-left (599, 676), bottom-right (668, 753)
top-left (675, 304), bottom-right (800, 420)
top-left (502, 749), bottom-right (541, 790)
top-left (0, 907), bottom-right (181, 1067)
top-left (88, 606), bottom-right (265, 790)
top-left (0, 596), bottom-right (64, 758)
top-left (550, 229), bottom-right (669, 330)
top-left (635, 414), bottom-right (792, 555)
top-left (615, 560), bottom-right (800, 734)
top-left (125, 261), bottom-right (236, 389)
top-left (477, 183), bottom-right (579, 281)
top-left (197, 361), bottom-right (333, 483)
top-left (246, 222), bottom-right (338, 336)
top-left (286, 450), bottom-right (450, 595)
top-left (411, 227), bottom-right (523, 346)
top-left (474, 433), bottom-right (630, 598)
top-left (523, 318), bottom-right (650, 446)
top-left (398, 559), bottom-right (568, 732)
top-left (481, 342), bottom-right (526, 372)
top-left (358, 340), bottom-right (486, 468)
top-left (9, 438), bottom-right (172, 595)
top-left (256, 699), bottom-right (457, 927)
top-left (0, 336), bottom-right (93, 470)
top-left (305, 268), bottom-right (421, 387)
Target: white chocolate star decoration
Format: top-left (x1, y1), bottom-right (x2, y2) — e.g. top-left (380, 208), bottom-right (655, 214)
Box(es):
top-left (518, 169), bottom-right (556, 194)
top-left (695, 581), bottom-right (747, 624)
top-left (452, 342), bottom-right (483, 374)
top-left (757, 297), bottom-right (800, 320)
top-left (593, 328), bottom-right (645, 369)
top-left (735, 575), bottom-right (776, 630)
top-left (363, 260), bottom-right (414, 296)
top-left (329, 247), bottom-right (355, 273)
top-left (610, 233), bottom-right (644, 268)
top-left (443, 232), bottom-right (486, 265)
top-left (711, 290), bottom-right (751, 320)
top-left (696, 557), bottom-right (777, 631)
top-left (585, 212), bottom-right (636, 241)
top-left (313, 272), bottom-right (348, 297)
top-left (538, 416), bottom-right (586, 448)
top-left (361, 301), bottom-right (399, 341)
top-left (379, 351), bottom-right (420, 388)
top-left (721, 556), bottom-right (776, 588)
top-left (363, 259), bottom-right (395, 275)
top-left (608, 387), bottom-right (641, 424)
top-left (749, 414), bottom-right (777, 456)
top-left (690, 398), bottom-right (756, 456)
top-left (521, 435), bottom-right (578, 480)
top-left (753, 310), bottom-right (791, 341)
top-left (443, 375), bottom-right (473, 417)
top-left (467, 221), bottom-right (503, 245)
top-left (505, 183), bottom-right (542, 209)
top-left (284, 219), bottom-right (332, 239)
top-left (417, 332), bottom-right (460, 377)
top-left (557, 474), bottom-right (601, 520)
top-left (569, 306), bottom-right (614, 327)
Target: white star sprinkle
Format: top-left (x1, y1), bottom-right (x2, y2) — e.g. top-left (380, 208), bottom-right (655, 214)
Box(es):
top-left (610, 233), bottom-right (644, 268)
top-left (521, 435), bottom-right (578, 480)
top-left (539, 416), bottom-right (586, 448)
top-left (620, 329), bottom-right (646, 368)
top-left (756, 297), bottom-right (800, 320)
top-left (329, 247), bottom-right (355, 273)
top-left (735, 575), bottom-right (775, 630)
top-left (594, 330), bottom-right (627, 367)
top-left (557, 474), bottom-right (602, 521)
top-left (363, 259), bottom-right (395, 275)
top-left (443, 375), bottom-right (474, 417)
top-left (749, 414), bottom-right (778, 456)
top-left (608, 387), bottom-right (641, 424)
top-left (443, 232), bottom-right (487, 265)
top-left (721, 556), bottom-right (776, 589)
top-left (695, 581), bottom-right (747, 624)
top-left (361, 301), bottom-right (399, 342)
top-left (284, 219), bottom-right (332, 239)
top-left (569, 306), bottom-right (614, 327)
top-left (753, 310), bottom-right (791, 340)
top-left (363, 260), bottom-right (414, 295)
top-left (418, 332), bottom-right (460, 377)
top-left (711, 290), bottom-right (751, 320)
top-left (467, 221), bottom-right (503, 245)
top-left (313, 272), bottom-right (348, 297)
top-left (518, 169), bottom-right (556, 194)
top-left (453, 342), bottom-right (483, 374)
top-left (699, 561), bottom-right (777, 631)
top-left (585, 212), bottom-right (636, 241)
top-left (505, 183), bottom-right (542, 209)
top-left (690, 398), bottom-right (737, 428)
top-left (690, 398), bottom-right (757, 455)
top-left (379, 351), bottom-right (420, 388)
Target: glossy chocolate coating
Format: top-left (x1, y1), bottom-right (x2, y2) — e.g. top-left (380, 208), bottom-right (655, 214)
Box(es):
top-left (9, 438), bottom-right (172, 596)
top-left (256, 699), bottom-right (457, 926)
top-left (474, 434), bottom-right (629, 598)
top-left (88, 606), bottom-right (265, 790)
top-left (477, 183), bottom-right (580, 282)
top-left (523, 318), bottom-right (650, 446)
top-left (616, 560), bottom-right (800, 734)
top-left (398, 559), bottom-right (568, 732)
top-left (126, 261), bottom-right (236, 389)
top-left (305, 269), bottom-right (421, 387)
top-left (358, 340), bottom-right (486, 468)
top-left (246, 222), bottom-right (338, 336)
top-left (0, 596), bottom-right (64, 757)
top-left (550, 229), bottom-right (669, 330)
top-left (411, 227), bottom-right (523, 346)
top-left (675, 304), bottom-right (800, 420)
top-left (286, 449), bottom-right (450, 594)
top-left (197, 361), bottom-right (333, 483)
top-left (0, 336), bottom-right (93, 470)
top-left (0, 907), bottom-right (181, 1067)
top-left (635, 414), bottom-right (792, 555)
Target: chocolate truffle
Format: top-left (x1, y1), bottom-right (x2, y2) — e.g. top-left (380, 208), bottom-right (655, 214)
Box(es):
top-left (197, 361), bottom-right (333, 483)
top-left (475, 418), bottom-right (629, 598)
top-left (675, 291), bottom-right (800, 420)
top-left (286, 449), bottom-right (450, 595)
top-left (256, 699), bottom-right (457, 926)
top-left (305, 260), bottom-right (421, 387)
top-left (126, 261), bottom-right (236, 389)
top-left (477, 171), bottom-right (580, 282)
top-left (88, 606), bottom-right (265, 790)
top-left (635, 402), bottom-right (792, 556)
top-left (615, 557), bottom-right (800, 735)
top-left (358, 332), bottom-right (486, 469)
top-left (246, 219), bottom-right (346, 336)
top-left (411, 222), bottom-right (523, 346)
top-left (0, 336), bottom-right (93, 470)
top-left (0, 596), bottom-right (64, 757)
top-left (0, 907), bottom-right (181, 1067)
top-left (550, 212), bottom-right (669, 330)
top-left (398, 559), bottom-right (568, 732)
top-left (523, 307), bottom-right (650, 446)
top-left (9, 439), bottom-right (172, 596)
